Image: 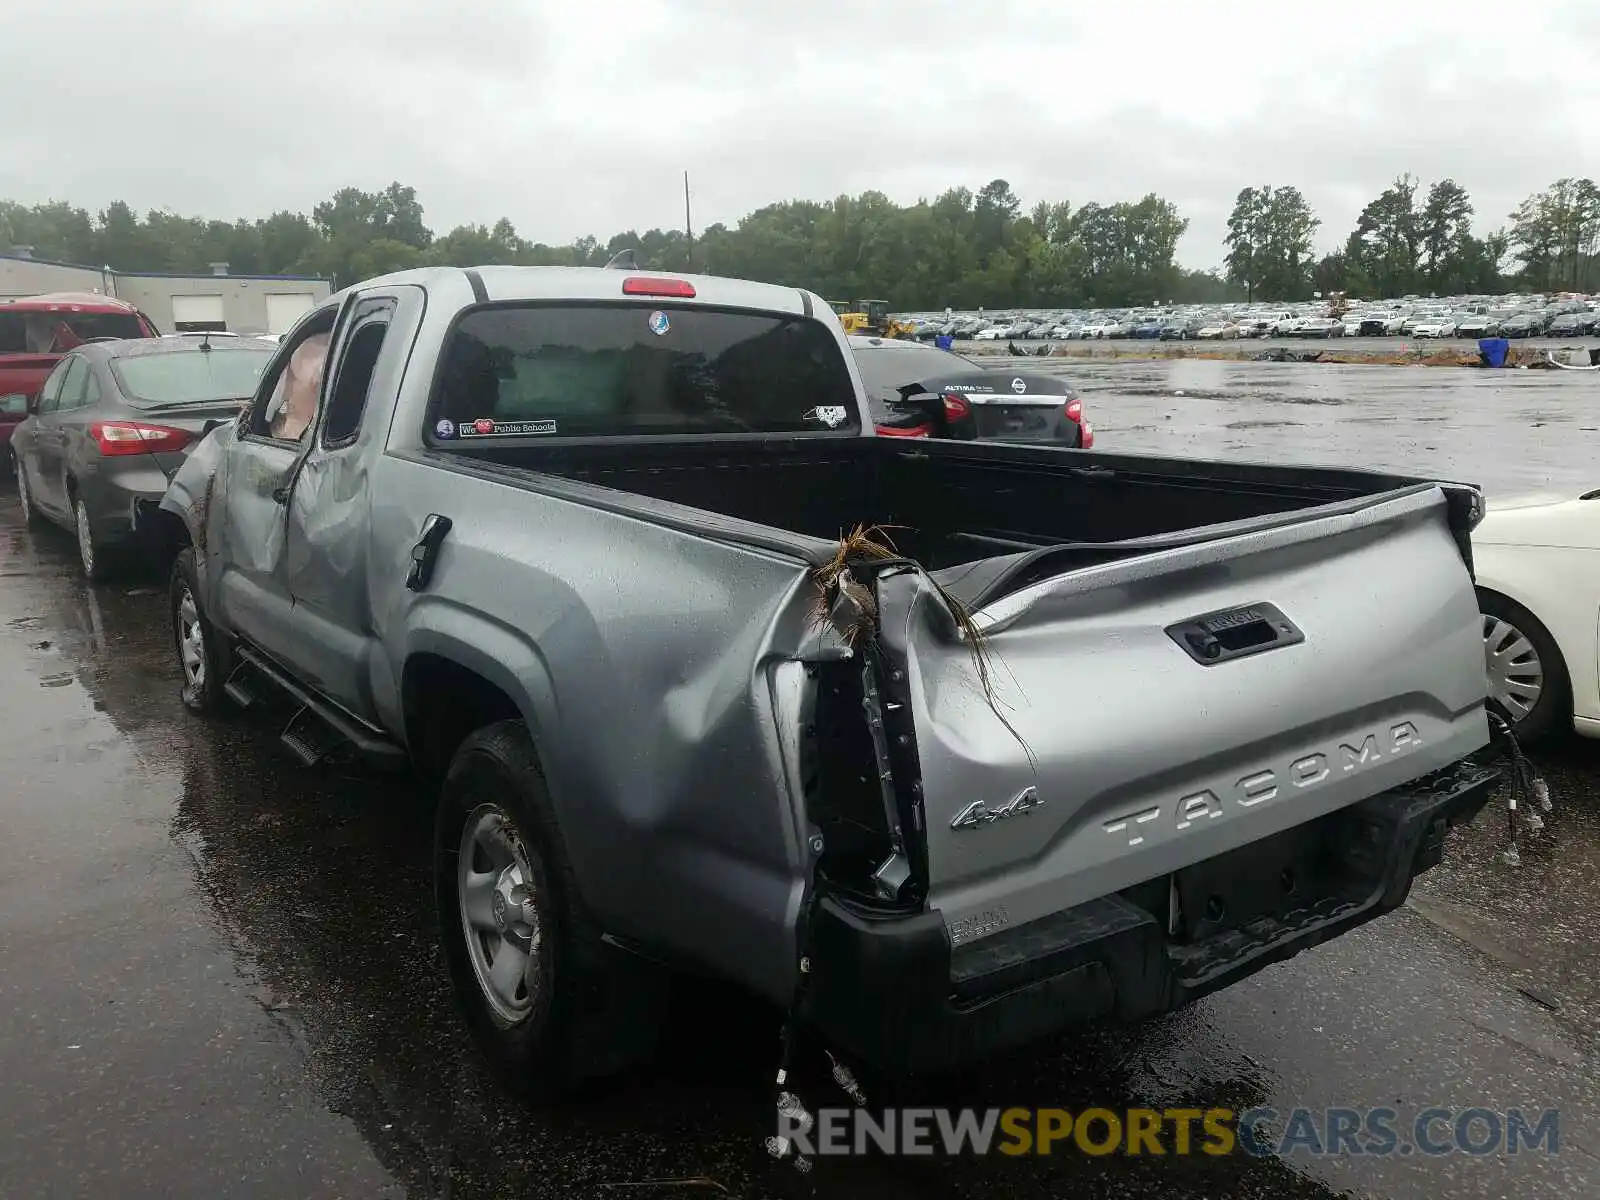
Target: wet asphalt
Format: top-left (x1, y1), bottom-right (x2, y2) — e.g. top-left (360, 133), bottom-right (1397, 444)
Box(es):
top-left (1, 362), bottom-right (1599, 1199)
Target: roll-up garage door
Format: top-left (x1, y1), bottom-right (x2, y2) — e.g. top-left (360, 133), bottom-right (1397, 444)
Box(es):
top-left (171, 294), bottom-right (226, 332)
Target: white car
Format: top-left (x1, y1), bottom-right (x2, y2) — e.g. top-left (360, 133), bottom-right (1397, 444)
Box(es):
top-left (972, 325), bottom-right (1007, 341)
top-left (1472, 489), bottom-right (1600, 740)
top-left (1412, 317), bottom-right (1457, 338)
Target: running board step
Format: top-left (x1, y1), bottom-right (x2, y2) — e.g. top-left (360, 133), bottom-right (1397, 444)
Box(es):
top-left (233, 644), bottom-right (407, 769)
top-left (221, 670), bottom-right (256, 709)
top-left (281, 705), bottom-right (344, 767)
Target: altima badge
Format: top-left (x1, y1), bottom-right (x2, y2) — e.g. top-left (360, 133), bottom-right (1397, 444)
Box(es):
top-left (951, 786), bottom-right (1043, 830)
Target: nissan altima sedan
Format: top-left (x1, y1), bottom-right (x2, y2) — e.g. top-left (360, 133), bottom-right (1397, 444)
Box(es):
top-left (10, 336), bottom-right (276, 579)
top-left (849, 335), bottom-right (1092, 447)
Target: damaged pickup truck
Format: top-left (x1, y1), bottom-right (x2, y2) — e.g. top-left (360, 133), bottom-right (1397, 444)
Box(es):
top-left (154, 264), bottom-right (1497, 1081)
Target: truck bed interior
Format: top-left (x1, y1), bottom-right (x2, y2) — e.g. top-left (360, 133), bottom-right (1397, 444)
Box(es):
top-left (454, 437), bottom-right (1462, 583)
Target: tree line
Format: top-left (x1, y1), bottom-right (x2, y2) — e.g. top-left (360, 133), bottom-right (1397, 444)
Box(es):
top-left (1, 175), bottom-right (1595, 310)
top-left (1226, 175), bottom-right (1599, 301)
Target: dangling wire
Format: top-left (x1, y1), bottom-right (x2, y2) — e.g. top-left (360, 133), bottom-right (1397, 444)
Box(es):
top-left (1486, 711), bottom-right (1551, 866)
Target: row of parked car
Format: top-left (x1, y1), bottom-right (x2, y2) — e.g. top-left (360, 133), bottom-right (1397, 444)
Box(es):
top-left (916, 313), bottom-right (1354, 341)
top-left (908, 298), bottom-right (1600, 343)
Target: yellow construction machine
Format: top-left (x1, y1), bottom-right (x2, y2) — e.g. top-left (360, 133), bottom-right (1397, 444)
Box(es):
top-left (828, 298), bottom-right (915, 339)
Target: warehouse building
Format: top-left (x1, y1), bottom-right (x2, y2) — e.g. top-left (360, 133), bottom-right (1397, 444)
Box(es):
top-left (0, 249), bottom-right (332, 336)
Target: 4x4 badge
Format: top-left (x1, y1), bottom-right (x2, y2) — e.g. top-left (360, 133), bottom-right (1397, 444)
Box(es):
top-left (951, 786), bottom-right (1044, 830)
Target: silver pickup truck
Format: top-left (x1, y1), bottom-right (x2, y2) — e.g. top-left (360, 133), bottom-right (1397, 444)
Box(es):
top-left (154, 264), bottom-right (1496, 1082)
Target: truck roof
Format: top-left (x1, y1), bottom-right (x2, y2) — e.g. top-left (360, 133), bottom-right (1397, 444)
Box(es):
top-left (0, 291), bottom-right (142, 314)
top-left (332, 265), bottom-right (823, 318)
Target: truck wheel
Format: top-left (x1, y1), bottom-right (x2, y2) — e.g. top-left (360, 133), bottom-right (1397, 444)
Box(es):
top-left (1480, 590), bottom-right (1568, 743)
top-left (436, 720), bottom-right (598, 1091)
top-left (170, 547), bottom-right (230, 713)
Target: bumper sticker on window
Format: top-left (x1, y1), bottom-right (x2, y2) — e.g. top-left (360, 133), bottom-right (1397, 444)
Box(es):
top-left (460, 418), bottom-right (558, 437)
top-left (805, 406), bottom-right (849, 428)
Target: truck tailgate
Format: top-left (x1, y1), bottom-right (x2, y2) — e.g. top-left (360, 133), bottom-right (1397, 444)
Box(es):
top-left (878, 484), bottom-right (1489, 947)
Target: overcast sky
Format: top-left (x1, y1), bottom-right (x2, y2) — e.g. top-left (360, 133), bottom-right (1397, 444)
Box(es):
top-left (4, 1), bottom-right (1598, 269)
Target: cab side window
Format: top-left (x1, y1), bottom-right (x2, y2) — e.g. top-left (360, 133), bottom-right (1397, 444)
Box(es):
top-left (322, 299), bottom-right (394, 448)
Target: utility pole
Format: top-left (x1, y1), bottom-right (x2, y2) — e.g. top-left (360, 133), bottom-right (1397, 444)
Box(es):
top-left (684, 171), bottom-right (695, 273)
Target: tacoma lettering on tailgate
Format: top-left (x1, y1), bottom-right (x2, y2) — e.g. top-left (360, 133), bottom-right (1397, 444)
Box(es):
top-left (949, 906), bottom-right (1010, 945)
top-left (1102, 722), bottom-right (1422, 848)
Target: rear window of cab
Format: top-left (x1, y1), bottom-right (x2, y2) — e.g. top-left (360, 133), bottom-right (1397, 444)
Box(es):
top-left (427, 303), bottom-right (859, 442)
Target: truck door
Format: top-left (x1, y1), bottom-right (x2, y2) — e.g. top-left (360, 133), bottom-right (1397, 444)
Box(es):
top-left (207, 308), bottom-right (343, 667)
top-left (280, 293), bottom-right (403, 719)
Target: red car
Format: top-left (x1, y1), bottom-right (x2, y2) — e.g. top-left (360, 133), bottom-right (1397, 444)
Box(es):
top-left (0, 293), bottom-right (159, 455)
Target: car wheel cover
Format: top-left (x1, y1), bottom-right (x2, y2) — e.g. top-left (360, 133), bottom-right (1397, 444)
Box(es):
top-left (1483, 614), bottom-right (1543, 721)
top-left (75, 501), bottom-right (95, 576)
top-left (458, 804), bottom-right (542, 1026)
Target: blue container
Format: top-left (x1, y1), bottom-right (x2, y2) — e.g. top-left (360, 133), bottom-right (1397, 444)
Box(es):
top-left (935, 334), bottom-right (954, 351)
top-left (1478, 337), bottom-right (1509, 368)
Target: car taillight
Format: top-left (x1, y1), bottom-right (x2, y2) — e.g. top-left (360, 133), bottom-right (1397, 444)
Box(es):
top-left (1064, 398), bottom-right (1082, 423)
top-left (876, 422), bottom-right (933, 438)
top-left (621, 276), bottom-right (696, 298)
top-left (1080, 419), bottom-right (1095, 449)
top-left (942, 392), bottom-right (971, 420)
top-left (89, 420), bottom-right (191, 456)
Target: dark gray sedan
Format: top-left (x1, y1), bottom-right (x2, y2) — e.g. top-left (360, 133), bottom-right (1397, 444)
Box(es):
top-left (10, 336), bottom-right (276, 579)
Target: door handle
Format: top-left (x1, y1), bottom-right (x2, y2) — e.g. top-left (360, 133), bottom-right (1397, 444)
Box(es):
top-left (1166, 602), bottom-right (1304, 666)
top-left (406, 514), bottom-right (453, 591)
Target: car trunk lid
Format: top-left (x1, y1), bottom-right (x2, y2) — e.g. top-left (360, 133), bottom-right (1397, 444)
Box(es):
top-left (965, 392), bottom-right (1075, 442)
top-left (129, 403), bottom-right (246, 477)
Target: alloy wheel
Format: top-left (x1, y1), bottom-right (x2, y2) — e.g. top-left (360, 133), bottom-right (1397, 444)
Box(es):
top-left (458, 804), bottom-right (543, 1025)
top-left (176, 585), bottom-right (207, 692)
top-left (75, 500), bottom-right (96, 577)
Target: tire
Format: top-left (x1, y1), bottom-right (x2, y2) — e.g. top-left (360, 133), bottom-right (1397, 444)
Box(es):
top-left (1479, 590), bottom-right (1569, 743)
top-left (170, 546), bottom-right (230, 713)
top-left (436, 720), bottom-right (607, 1092)
top-left (73, 496), bottom-right (115, 582)
top-left (14, 455), bottom-right (41, 528)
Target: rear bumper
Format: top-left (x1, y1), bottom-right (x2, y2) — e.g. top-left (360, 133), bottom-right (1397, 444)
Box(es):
top-left (79, 469), bottom-right (170, 548)
top-left (803, 759), bottom-right (1496, 1073)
